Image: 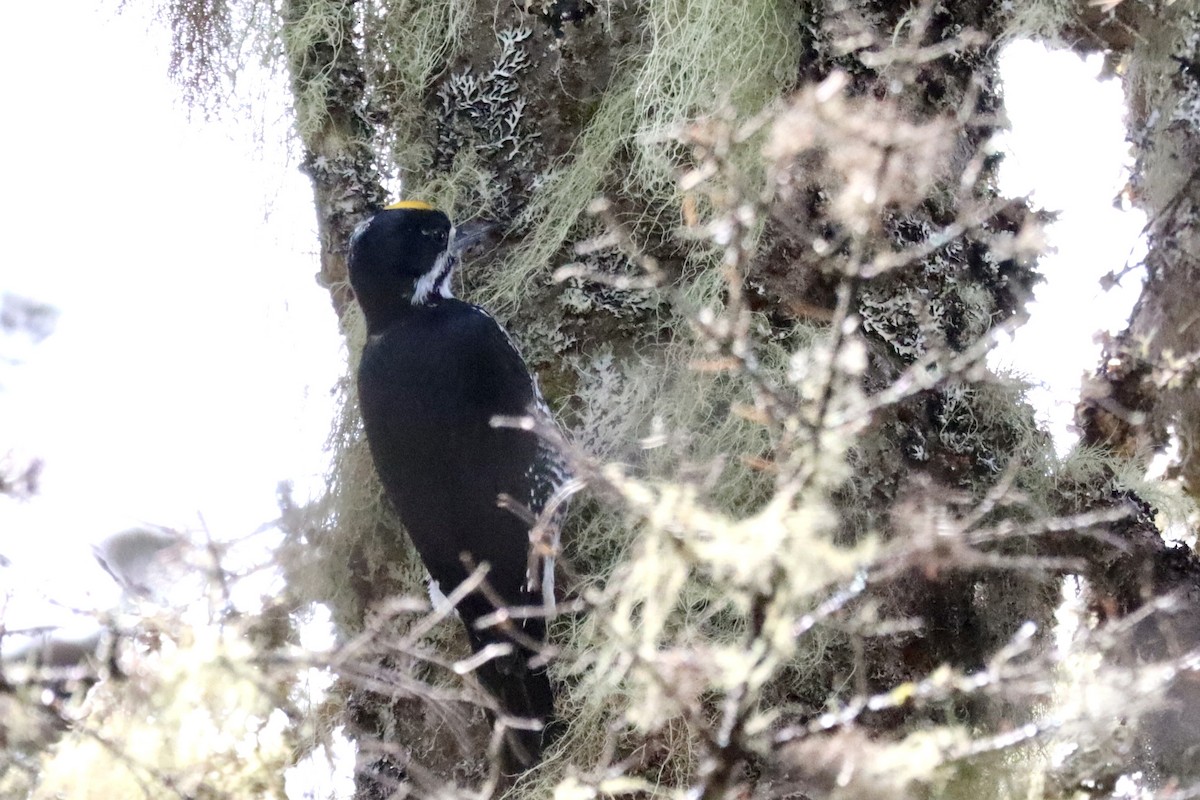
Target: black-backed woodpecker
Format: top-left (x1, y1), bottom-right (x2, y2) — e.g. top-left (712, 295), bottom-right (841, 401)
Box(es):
top-left (348, 200), bottom-right (566, 773)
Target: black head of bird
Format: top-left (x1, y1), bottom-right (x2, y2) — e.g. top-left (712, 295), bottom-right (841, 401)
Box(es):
top-left (348, 200), bottom-right (496, 327)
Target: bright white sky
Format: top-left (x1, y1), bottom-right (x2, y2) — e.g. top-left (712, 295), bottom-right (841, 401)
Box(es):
top-left (995, 41), bottom-right (1147, 450)
top-left (0, 8), bottom-right (1145, 630)
top-left (0, 0), bottom-right (341, 627)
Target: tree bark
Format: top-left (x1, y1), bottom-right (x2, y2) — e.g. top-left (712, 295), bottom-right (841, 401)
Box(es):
top-left (282, 0), bottom-right (388, 322)
top-left (270, 0), bottom-right (1200, 793)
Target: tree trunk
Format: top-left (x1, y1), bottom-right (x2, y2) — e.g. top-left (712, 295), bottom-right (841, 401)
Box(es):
top-left (268, 0), bottom-right (1200, 795)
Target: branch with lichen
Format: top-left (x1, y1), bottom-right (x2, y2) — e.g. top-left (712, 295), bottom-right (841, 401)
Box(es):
top-left (281, 0), bottom-right (387, 319)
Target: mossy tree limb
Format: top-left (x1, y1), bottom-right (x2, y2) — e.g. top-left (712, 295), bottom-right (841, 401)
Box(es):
top-left (282, 0), bottom-right (387, 321)
top-left (1055, 1), bottom-right (1200, 779)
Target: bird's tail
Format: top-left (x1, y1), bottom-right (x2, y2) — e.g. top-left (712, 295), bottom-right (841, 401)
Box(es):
top-left (466, 623), bottom-right (556, 774)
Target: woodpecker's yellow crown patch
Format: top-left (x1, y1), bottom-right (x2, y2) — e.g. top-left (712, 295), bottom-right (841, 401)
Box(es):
top-left (385, 200), bottom-right (435, 211)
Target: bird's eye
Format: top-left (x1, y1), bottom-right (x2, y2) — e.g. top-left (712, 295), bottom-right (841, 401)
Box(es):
top-left (422, 227), bottom-right (446, 241)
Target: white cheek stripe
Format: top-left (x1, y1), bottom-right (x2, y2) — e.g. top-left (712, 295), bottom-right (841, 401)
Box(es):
top-left (411, 251), bottom-right (456, 305)
top-left (349, 218), bottom-right (372, 249)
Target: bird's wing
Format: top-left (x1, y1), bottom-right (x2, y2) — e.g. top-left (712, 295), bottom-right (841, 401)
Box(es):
top-left (467, 304), bottom-right (572, 606)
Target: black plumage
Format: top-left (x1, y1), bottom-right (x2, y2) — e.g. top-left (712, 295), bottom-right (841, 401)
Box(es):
top-left (348, 200), bottom-right (564, 772)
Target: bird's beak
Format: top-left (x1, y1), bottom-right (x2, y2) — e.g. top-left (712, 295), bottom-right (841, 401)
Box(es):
top-left (450, 219), bottom-right (499, 258)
